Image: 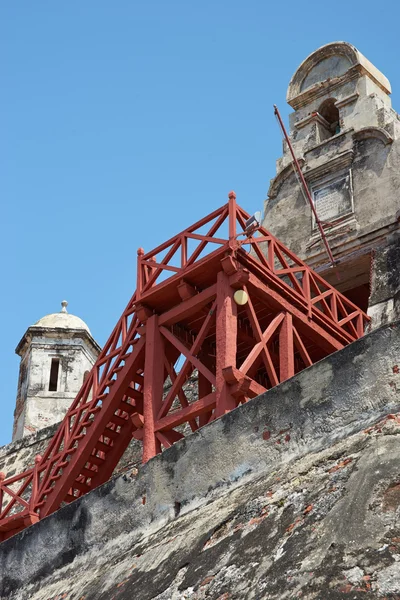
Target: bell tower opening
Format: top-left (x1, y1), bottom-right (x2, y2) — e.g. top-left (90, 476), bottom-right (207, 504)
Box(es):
top-left (317, 98), bottom-right (340, 138)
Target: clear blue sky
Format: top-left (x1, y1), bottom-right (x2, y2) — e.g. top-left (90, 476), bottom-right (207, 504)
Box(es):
top-left (1, 1), bottom-right (398, 446)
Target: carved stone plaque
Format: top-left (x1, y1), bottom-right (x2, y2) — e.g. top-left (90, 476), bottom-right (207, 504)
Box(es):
top-left (312, 172), bottom-right (353, 224)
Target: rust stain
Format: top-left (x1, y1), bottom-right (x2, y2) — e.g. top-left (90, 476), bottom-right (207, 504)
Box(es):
top-left (286, 516), bottom-right (302, 533)
top-left (200, 575), bottom-right (215, 586)
top-left (382, 481), bottom-right (400, 512)
top-left (329, 458), bottom-right (352, 473)
top-left (249, 515), bottom-right (267, 526)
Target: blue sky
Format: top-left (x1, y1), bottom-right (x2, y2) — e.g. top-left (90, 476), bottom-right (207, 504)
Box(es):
top-left (1, 0), bottom-right (399, 446)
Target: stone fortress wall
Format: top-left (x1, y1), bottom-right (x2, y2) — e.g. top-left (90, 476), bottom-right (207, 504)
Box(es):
top-left (0, 321), bottom-right (399, 599)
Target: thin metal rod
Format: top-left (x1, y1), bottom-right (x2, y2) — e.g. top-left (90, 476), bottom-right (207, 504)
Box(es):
top-left (273, 105), bottom-right (336, 268)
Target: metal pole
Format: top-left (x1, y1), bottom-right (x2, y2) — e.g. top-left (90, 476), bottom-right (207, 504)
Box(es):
top-left (273, 105), bottom-right (336, 268)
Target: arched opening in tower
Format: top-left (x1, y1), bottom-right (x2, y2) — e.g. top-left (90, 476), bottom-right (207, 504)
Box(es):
top-left (318, 98), bottom-right (340, 137)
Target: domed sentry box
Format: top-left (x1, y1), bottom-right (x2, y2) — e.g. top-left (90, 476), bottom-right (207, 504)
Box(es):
top-left (12, 301), bottom-right (100, 441)
top-left (0, 192), bottom-right (369, 541)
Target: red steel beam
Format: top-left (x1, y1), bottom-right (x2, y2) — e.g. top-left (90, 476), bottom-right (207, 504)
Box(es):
top-left (215, 271), bottom-right (237, 417)
top-left (0, 193), bottom-right (369, 542)
top-left (143, 315), bottom-right (164, 463)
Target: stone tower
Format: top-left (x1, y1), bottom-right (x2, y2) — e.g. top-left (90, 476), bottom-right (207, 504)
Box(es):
top-left (13, 301), bottom-right (100, 440)
top-left (264, 42), bottom-right (400, 327)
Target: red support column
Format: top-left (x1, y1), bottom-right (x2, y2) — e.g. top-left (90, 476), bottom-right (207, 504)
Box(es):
top-left (228, 191), bottom-right (237, 242)
top-left (142, 314), bottom-right (164, 463)
top-left (137, 247), bottom-right (144, 299)
top-left (215, 270), bottom-right (237, 417)
top-left (279, 313), bottom-right (295, 382)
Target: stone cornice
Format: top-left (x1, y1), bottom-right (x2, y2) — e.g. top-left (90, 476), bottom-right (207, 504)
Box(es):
top-left (15, 327), bottom-right (101, 357)
top-left (353, 126), bottom-right (393, 146)
top-left (303, 128), bottom-right (353, 157)
top-left (306, 218), bottom-right (400, 269)
top-left (335, 92), bottom-right (359, 109)
top-left (294, 112), bottom-right (330, 130)
top-left (289, 65), bottom-right (361, 110)
top-left (303, 149), bottom-right (354, 183)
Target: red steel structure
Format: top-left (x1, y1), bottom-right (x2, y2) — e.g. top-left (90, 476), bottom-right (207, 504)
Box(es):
top-left (0, 193), bottom-right (369, 541)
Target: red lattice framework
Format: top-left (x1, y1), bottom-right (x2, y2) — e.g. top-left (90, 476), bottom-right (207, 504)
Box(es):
top-left (0, 192), bottom-right (369, 541)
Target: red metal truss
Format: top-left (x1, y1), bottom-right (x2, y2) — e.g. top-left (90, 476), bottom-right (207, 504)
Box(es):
top-left (0, 192), bottom-right (369, 541)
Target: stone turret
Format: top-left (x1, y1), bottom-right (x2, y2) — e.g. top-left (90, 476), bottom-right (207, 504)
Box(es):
top-left (13, 301), bottom-right (100, 440)
top-left (264, 41), bottom-right (400, 325)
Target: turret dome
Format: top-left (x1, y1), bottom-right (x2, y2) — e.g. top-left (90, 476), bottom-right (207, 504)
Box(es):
top-left (33, 301), bottom-right (91, 334)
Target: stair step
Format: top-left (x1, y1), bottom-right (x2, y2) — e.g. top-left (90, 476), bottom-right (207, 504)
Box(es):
top-left (81, 467), bottom-right (98, 478)
top-left (95, 440), bottom-right (112, 453)
top-left (65, 494), bottom-right (78, 503)
top-left (103, 427), bottom-right (119, 440)
top-left (87, 454), bottom-right (105, 466)
top-left (120, 401), bottom-right (135, 415)
top-left (110, 414), bottom-right (128, 427)
top-left (72, 481), bottom-right (92, 494)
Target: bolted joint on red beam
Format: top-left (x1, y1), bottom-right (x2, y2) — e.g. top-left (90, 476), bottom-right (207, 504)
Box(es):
top-left (177, 280), bottom-right (197, 301)
top-left (222, 366), bottom-right (267, 400)
top-left (136, 304), bottom-right (153, 323)
top-left (228, 268), bottom-right (250, 289)
top-left (221, 254), bottom-right (239, 276)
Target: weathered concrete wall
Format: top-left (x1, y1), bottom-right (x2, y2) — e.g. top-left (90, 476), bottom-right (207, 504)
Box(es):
top-left (0, 321), bottom-right (399, 599)
top-left (0, 424), bottom-right (58, 482)
top-left (368, 232), bottom-right (400, 328)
